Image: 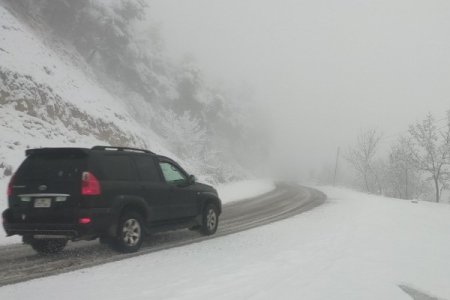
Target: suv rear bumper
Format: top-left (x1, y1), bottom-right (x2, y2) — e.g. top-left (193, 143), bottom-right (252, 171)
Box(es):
top-left (2, 208), bottom-right (113, 240)
top-left (3, 223), bottom-right (80, 239)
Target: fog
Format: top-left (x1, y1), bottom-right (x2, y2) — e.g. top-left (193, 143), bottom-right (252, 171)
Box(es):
top-left (150, 0), bottom-right (450, 175)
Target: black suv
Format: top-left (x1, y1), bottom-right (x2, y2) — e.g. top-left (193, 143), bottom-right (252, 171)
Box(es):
top-left (2, 146), bottom-right (221, 254)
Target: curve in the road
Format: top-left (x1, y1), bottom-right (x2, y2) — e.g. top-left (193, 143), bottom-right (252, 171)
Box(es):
top-left (0, 183), bottom-right (326, 286)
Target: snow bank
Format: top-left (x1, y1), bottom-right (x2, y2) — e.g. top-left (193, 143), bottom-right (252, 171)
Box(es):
top-left (2, 186), bottom-right (450, 299)
top-left (216, 179), bottom-right (275, 204)
top-left (0, 178), bottom-right (20, 245)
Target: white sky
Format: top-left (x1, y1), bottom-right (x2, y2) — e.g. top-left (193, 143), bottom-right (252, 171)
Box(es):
top-left (149, 0), bottom-right (450, 173)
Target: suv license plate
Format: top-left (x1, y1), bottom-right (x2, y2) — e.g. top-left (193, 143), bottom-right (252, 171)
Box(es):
top-left (34, 198), bottom-right (52, 208)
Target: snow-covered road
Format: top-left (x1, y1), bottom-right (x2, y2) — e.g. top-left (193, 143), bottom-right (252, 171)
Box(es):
top-left (1, 186), bottom-right (449, 299)
top-left (0, 183), bottom-right (324, 286)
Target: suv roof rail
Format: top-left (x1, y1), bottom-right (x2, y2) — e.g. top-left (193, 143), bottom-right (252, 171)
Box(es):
top-left (25, 147), bottom-right (89, 156)
top-left (91, 146), bottom-right (154, 154)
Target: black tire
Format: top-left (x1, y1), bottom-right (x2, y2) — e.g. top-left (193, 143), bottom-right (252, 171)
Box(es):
top-left (200, 203), bottom-right (219, 236)
top-left (111, 211), bottom-right (144, 253)
top-left (30, 239), bottom-right (67, 255)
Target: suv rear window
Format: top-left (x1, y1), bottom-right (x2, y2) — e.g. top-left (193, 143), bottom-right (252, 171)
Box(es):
top-left (16, 154), bottom-right (85, 181)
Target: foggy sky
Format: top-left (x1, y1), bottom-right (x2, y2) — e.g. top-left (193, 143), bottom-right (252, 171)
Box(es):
top-left (150, 0), bottom-right (450, 175)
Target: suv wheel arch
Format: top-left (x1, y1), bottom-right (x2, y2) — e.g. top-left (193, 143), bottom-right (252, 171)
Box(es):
top-left (107, 198), bottom-right (150, 237)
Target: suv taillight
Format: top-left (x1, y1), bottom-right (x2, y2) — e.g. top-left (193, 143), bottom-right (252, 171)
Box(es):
top-left (7, 174), bottom-right (15, 197)
top-left (81, 172), bottom-right (101, 196)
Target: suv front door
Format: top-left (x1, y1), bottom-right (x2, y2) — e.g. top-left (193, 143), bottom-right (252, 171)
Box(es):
top-left (158, 161), bottom-right (198, 219)
top-left (133, 155), bottom-right (170, 222)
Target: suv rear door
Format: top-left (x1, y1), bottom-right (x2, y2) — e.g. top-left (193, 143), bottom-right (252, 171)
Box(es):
top-left (10, 149), bottom-right (87, 224)
top-left (91, 153), bottom-right (142, 211)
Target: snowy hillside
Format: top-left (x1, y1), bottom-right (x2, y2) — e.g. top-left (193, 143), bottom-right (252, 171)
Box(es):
top-left (0, 3), bottom-right (174, 176)
top-left (1, 187), bottom-right (449, 299)
top-left (0, 0), bottom-right (262, 184)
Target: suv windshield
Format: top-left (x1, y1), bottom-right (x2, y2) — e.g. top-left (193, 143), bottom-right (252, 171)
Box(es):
top-left (159, 162), bottom-right (187, 184)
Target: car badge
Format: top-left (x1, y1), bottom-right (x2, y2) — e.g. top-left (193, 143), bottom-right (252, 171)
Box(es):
top-left (38, 185), bottom-right (47, 191)
top-left (21, 214), bottom-right (26, 220)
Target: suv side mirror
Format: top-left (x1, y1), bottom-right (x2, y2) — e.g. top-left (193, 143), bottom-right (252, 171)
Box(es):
top-left (188, 175), bottom-right (196, 185)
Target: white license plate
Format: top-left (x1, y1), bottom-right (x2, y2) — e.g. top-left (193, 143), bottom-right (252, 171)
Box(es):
top-left (34, 198), bottom-right (52, 208)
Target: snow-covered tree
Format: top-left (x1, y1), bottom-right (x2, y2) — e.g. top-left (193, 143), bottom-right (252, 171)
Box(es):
top-left (407, 113), bottom-right (450, 202)
top-left (158, 110), bottom-right (206, 157)
top-left (346, 129), bottom-right (382, 193)
top-left (381, 137), bottom-right (428, 199)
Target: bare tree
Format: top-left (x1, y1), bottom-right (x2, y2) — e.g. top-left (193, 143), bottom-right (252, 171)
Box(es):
top-left (408, 113), bottom-right (450, 202)
top-left (383, 136), bottom-right (429, 199)
top-left (346, 129), bottom-right (382, 193)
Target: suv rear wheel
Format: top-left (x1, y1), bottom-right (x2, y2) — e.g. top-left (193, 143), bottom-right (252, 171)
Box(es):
top-left (200, 203), bottom-right (219, 236)
top-left (30, 239), bottom-right (67, 254)
top-left (111, 211), bottom-right (144, 253)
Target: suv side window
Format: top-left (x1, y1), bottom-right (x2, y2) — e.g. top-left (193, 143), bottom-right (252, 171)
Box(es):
top-left (134, 156), bottom-right (160, 182)
top-left (159, 162), bottom-right (187, 184)
top-left (100, 155), bottom-right (137, 181)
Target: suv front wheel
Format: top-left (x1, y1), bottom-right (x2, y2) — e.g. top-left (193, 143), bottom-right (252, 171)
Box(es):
top-left (112, 211), bottom-right (144, 253)
top-left (200, 203), bottom-right (219, 236)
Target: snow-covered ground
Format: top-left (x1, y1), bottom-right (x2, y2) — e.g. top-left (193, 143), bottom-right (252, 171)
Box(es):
top-left (1, 186), bottom-right (449, 299)
top-left (0, 178), bottom-right (21, 245)
top-left (216, 179), bottom-right (275, 204)
top-left (0, 179), bottom-right (275, 246)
